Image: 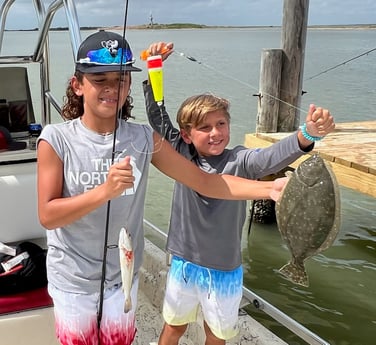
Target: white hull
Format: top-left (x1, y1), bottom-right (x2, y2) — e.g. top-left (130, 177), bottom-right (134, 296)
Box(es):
top-left (0, 159), bottom-right (46, 243)
top-left (0, 307), bottom-right (58, 345)
top-left (0, 238), bottom-right (287, 345)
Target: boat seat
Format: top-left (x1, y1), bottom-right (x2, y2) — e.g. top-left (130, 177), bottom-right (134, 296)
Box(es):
top-left (0, 67), bottom-right (35, 136)
top-left (0, 239), bottom-right (51, 315)
top-left (0, 286), bottom-right (53, 315)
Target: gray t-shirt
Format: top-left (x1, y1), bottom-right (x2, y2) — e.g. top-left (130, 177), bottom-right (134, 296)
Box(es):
top-left (39, 118), bottom-right (153, 294)
top-left (144, 82), bottom-right (312, 271)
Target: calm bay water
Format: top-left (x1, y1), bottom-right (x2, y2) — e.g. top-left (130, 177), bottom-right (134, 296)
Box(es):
top-left (2, 28), bottom-right (375, 344)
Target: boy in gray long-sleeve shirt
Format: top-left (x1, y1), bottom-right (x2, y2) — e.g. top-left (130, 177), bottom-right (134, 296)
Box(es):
top-left (143, 42), bottom-right (335, 345)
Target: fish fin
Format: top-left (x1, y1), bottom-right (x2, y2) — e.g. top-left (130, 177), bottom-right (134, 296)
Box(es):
top-left (285, 171), bottom-right (293, 178)
top-left (124, 296), bottom-right (132, 313)
top-left (279, 262), bottom-right (309, 287)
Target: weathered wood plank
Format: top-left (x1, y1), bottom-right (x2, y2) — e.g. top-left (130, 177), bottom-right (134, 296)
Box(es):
top-left (244, 121), bottom-right (376, 198)
top-left (278, 0), bottom-right (309, 131)
top-left (256, 49), bottom-right (283, 133)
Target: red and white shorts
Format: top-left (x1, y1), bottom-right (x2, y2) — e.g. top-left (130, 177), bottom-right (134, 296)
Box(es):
top-left (48, 278), bottom-right (138, 345)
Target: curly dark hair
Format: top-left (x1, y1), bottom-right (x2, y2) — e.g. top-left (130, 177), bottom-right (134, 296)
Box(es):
top-left (61, 71), bottom-right (134, 121)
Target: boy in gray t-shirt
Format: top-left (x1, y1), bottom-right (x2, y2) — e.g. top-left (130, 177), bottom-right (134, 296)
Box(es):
top-left (144, 42), bottom-right (335, 345)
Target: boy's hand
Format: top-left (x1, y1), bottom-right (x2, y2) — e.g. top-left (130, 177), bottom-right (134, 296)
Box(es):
top-left (147, 42), bottom-right (174, 61)
top-left (105, 156), bottom-right (134, 199)
top-left (305, 104), bottom-right (335, 137)
top-left (270, 177), bottom-right (289, 202)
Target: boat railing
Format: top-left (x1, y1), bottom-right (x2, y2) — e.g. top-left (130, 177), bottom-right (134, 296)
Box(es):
top-left (0, 0), bottom-right (82, 125)
top-left (143, 219), bottom-right (331, 345)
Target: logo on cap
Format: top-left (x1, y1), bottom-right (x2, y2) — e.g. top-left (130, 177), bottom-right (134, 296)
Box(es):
top-left (102, 40), bottom-right (119, 57)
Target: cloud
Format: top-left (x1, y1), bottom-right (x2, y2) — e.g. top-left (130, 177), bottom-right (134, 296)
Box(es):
top-left (3, 0), bottom-right (376, 30)
top-left (126, 0), bottom-right (283, 26)
top-left (308, 0), bottom-right (376, 24)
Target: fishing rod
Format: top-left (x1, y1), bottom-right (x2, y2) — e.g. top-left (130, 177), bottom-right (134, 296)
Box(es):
top-left (97, 0), bottom-right (130, 336)
top-left (304, 46), bottom-right (376, 81)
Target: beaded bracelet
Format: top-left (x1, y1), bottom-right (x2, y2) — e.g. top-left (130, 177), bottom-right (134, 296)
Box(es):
top-left (299, 123), bottom-right (324, 142)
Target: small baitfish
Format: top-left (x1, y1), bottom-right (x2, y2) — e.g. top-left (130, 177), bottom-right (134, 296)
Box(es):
top-left (275, 154), bottom-right (341, 287)
top-left (119, 227), bottom-right (134, 313)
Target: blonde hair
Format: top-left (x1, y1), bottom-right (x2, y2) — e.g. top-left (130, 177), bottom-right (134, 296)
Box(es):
top-left (176, 94), bottom-right (230, 131)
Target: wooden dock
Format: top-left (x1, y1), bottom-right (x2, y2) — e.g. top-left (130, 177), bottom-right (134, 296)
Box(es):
top-left (244, 120), bottom-right (376, 198)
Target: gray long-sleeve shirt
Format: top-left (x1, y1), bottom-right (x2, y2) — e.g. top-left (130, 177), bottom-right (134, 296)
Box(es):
top-left (144, 82), bottom-right (312, 270)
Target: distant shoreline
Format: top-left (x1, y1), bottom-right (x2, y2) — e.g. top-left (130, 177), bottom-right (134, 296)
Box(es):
top-left (6, 23), bottom-right (376, 32)
top-left (116, 23), bottom-right (376, 30)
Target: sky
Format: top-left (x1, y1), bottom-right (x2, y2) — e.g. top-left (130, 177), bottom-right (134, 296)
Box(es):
top-left (4, 0), bottom-right (376, 30)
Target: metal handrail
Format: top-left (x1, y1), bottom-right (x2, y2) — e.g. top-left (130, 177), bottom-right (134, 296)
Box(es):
top-left (143, 218), bottom-right (330, 345)
top-left (33, 0), bottom-right (63, 62)
top-left (62, 0), bottom-right (82, 60)
top-left (242, 288), bottom-right (330, 345)
top-left (0, 0), bottom-right (82, 125)
top-left (0, 0), bottom-right (16, 54)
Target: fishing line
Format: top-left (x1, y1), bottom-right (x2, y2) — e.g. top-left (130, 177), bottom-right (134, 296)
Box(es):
top-left (171, 45), bottom-right (376, 115)
top-left (141, 46), bottom-right (306, 116)
top-left (97, 0), bottom-right (130, 336)
top-left (130, 129), bottom-right (164, 155)
top-left (304, 47), bottom-right (376, 82)
top-left (170, 49), bottom-right (308, 116)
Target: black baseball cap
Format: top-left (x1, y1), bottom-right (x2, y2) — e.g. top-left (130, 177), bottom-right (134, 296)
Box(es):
top-left (75, 30), bottom-right (142, 73)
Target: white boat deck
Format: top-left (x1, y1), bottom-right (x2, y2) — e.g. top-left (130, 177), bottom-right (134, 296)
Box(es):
top-left (0, 238), bottom-right (287, 345)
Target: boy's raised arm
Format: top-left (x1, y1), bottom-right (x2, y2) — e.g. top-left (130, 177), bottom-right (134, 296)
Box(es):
top-left (142, 80), bottom-right (180, 145)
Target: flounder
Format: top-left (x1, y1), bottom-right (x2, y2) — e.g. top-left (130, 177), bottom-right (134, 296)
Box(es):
top-left (275, 154), bottom-right (341, 287)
